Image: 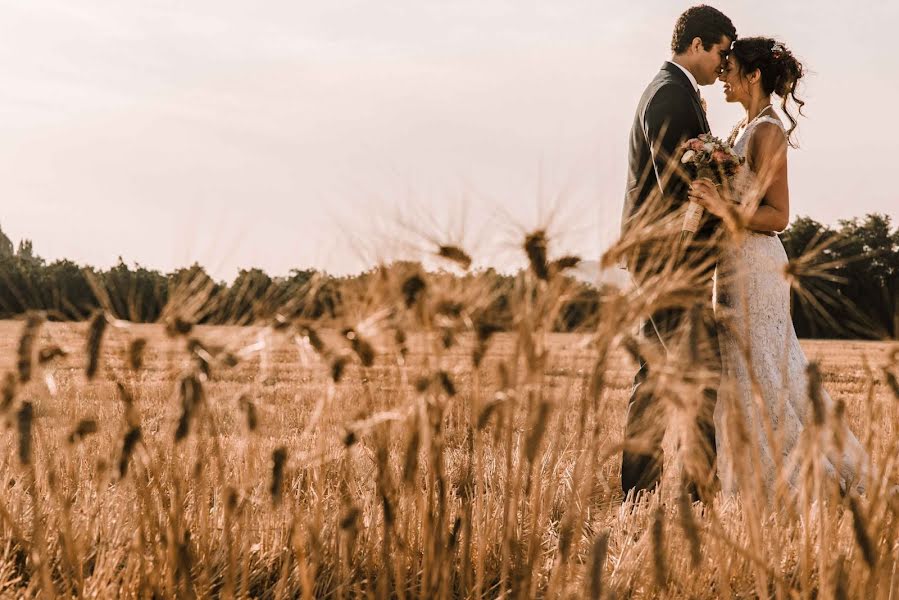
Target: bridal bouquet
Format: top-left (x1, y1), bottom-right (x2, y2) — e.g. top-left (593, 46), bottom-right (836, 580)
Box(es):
top-left (679, 134), bottom-right (744, 236)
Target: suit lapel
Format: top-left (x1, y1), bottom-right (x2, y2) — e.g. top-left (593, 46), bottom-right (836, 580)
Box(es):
top-left (661, 62), bottom-right (710, 133)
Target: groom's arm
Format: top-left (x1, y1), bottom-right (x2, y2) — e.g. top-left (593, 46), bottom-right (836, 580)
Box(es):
top-left (642, 85), bottom-right (704, 208)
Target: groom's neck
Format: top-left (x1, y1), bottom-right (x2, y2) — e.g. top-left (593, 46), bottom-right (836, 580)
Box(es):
top-left (670, 55), bottom-right (700, 83)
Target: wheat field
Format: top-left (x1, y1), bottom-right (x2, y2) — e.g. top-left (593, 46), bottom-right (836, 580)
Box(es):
top-left (0, 294), bottom-right (897, 599)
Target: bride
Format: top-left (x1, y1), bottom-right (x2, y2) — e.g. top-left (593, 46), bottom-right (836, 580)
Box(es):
top-left (687, 37), bottom-right (869, 497)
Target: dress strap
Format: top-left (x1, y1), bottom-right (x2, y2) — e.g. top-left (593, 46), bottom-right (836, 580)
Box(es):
top-left (753, 116), bottom-right (785, 131)
top-left (742, 115), bottom-right (787, 147)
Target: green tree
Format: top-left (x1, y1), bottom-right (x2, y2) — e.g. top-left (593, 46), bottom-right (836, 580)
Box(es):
top-left (44, 260), bottom-right (97, 319)
top-left (167, 263), bottom-right (223, 324)
top-left (834, 214), bottom-right (899, 338)
top-left (0, 224), bottom-right (13, 258)
top-left (779, 217), bottom-right (843, 338)
top-left (222, 268), bottom-right (275, 324)
top-left (16, 239), bottom-right (42, 266)
top-left (100, 259), bottom-right (168, 322)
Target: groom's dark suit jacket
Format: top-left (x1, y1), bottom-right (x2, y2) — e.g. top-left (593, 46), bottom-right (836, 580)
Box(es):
top-left (621, 62), bottom-right (715, 268)
top-left (619, 63), bottom-right (722, 500)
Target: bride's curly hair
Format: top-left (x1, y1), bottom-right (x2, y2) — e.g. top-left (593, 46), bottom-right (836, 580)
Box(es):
top-left (730, 37), bottom-right (806, 147)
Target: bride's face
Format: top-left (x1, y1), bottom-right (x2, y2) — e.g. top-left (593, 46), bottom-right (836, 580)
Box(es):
top-left (719, 55), bottom-right (751, 104)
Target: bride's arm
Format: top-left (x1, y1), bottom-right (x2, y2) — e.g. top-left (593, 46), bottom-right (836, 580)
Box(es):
top-left (743, 122), bottom-right (790, 232)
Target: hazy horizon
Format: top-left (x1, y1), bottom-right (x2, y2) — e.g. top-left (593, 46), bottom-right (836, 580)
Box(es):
top-left (2, 1), bottom-right (896, 281)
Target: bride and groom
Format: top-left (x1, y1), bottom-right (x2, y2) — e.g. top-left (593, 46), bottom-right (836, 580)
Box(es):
top-left (619, 5), bottom-right (868, 502)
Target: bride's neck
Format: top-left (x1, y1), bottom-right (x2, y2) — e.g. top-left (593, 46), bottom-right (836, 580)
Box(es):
top-left (743, 94), bottom-right (773, 123)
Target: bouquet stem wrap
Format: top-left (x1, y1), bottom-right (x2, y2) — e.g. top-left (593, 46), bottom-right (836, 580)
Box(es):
top-left (682, 165), bottom-right (715, 238)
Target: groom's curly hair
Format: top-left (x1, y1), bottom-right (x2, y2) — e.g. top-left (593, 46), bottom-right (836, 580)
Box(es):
top-left (671, 5), bottom-right (737, 54)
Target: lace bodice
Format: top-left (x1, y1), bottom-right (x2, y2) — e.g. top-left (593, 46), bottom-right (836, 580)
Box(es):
top-left (728, 114), bottom-right (783, 205)
top-left (731, 114), bottom-right (782, 157)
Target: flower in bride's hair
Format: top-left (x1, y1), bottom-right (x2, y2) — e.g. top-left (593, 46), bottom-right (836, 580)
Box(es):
top-left (771, 42), bottom-right (785, 59)
top-left (681, 149), bottom-right (696, 163)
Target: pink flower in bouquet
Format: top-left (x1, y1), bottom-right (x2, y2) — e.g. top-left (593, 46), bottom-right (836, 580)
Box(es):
top-left (712, 150), bottom-right (729, 163)
top-left (681, 133), bottom-right (744, 235)
top-left (679, 134), bottom-right (744, 184)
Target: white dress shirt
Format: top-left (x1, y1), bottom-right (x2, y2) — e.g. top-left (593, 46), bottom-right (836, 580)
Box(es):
top-left (667, 60), bottom-right (699, 94)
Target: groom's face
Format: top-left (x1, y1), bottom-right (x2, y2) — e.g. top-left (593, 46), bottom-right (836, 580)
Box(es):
top-left (694, 35), bottom-right (732, 86)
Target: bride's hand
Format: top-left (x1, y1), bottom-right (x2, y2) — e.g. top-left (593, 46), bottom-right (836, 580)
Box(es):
top-left (688, 179), bottom-right (728, 217)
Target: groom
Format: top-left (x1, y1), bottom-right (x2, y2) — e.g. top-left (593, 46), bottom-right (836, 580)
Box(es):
top-left (619, 5), bottom-right (736, 502)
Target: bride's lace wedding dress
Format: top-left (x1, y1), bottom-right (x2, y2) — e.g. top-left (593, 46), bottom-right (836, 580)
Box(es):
top-left (712, 114), bottom-right (869, 498)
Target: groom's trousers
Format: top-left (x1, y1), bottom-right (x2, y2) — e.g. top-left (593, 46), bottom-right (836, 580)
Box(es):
top-left (620, 269), bottom-right (722, 503)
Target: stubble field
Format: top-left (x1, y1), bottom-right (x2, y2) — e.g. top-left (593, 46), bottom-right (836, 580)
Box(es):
top-left (0, 316), bottom-right (897, 598)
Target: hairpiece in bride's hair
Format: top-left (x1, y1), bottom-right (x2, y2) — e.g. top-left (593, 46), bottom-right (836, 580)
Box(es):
top-left (770, 42), bottom-right (785, 59)
top-left (732, 37), bottom-right (804, 147)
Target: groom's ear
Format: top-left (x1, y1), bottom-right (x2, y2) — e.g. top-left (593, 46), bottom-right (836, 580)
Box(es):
top-left (689, 37), bottom-right (704, 54)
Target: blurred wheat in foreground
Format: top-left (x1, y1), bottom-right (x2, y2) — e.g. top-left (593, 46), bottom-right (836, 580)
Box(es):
top-left (0, 225), bottom-right (897, 599)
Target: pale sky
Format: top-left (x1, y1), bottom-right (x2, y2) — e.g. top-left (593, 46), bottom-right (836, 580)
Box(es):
top-left (1, 1), bottom-right (896, 280)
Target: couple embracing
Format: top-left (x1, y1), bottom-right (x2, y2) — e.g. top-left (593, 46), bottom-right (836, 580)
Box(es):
top-left (619, 5), bottom-right (869, 502)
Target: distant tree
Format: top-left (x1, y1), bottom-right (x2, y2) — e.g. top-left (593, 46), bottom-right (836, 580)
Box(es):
top-left (16, 239), bottom-right (42, 266)
top-left (0, 237), bottom-right (48, 317)
top-left (100, 259), bottom-right (168, 322)
top-left (0, 216), bottom-right (894, 340)
top-left (556, 282), bottom-right (602, 332)
top-left (222, 268), bottom-right (275, 324)
top-left (779, 217), bottom-right (842, 338)
top-left (0, 224), bottom-right (12, 258)
top-left (166, 263), bottom-right (223, 324)
top-left (780, 213), bottom-right (899, 340)
top-left (833, 214), bottom-right (898, 338)
top-left (43, 260), bottom-right (97, 319)
top-left (779, 216), bottom-right (836, 260)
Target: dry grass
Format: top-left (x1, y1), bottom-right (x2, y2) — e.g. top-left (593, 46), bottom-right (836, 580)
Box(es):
top-left (0, 314), bottom-right (895, 598)
top-left (0, 194), bottom-right (897, 598)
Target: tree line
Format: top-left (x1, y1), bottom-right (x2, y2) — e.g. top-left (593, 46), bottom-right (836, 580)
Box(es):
top-left (0, 214), bottom-right (896, 339)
